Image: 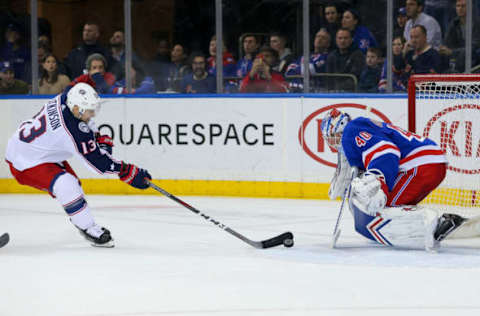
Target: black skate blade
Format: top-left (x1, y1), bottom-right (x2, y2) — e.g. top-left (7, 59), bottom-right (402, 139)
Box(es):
top-left (0, 233), bottom-right (10, 248)
top-left (91, 240), bottom-right (115, 248)
top-left (77, 229), bottom-right (115, 248)
top-left (434, 213), bottom-right (467, 242)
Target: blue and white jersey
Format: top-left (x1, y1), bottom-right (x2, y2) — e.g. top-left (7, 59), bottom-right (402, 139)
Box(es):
top-left (285, 53), bottom-right (328, 91)
top-left (236, 57), bottom-right (253, 78)
top-left (342, 117), bottom-right (447, 190)
top-left (285, 53), bottom-right (328, 76)
top-left (6, 95), bottom-right (122, 175)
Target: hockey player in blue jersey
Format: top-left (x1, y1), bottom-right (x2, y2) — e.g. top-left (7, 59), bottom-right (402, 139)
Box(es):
top-left (321, 108), bottom-right (466, 250)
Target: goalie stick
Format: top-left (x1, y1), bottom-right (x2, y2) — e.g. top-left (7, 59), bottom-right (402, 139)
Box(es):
top-left (331, 167), bottom-right (358, 249)
top-left (0, 233), bottom-right (9, 248)
top-left (147, 180), bottom-right (294, 249)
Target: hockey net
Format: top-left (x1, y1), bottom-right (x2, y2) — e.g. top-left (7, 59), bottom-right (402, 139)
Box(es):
top-left (408, 74), bottom-right (480, 219)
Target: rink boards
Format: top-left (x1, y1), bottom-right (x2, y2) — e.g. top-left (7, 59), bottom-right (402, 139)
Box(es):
top-left (0, 94), bottom-right (409, 198)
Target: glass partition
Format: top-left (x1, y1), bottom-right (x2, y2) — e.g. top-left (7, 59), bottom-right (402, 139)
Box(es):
top-left (0, 0), bottom-right (30, 95)
top-left (27, 0), bottom-right (123, 95)
top-left (221, 0), bottom-right (302, 93)
top-left (309, 0), bottom-right (387, 93)
top-left (133, 0), bottom-right (215, 94)
top-left (9, 0), bottom-right (480, 95)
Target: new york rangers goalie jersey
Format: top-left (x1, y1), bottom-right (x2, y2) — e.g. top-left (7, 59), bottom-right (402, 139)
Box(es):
top-left (341, 117), bottom-right (447, 190)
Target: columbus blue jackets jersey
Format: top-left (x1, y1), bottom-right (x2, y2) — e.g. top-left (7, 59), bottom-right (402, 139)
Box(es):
top-left (342, 117), bottom-right (447, 190)
top-left (6, 95), bottom-right (122, 175)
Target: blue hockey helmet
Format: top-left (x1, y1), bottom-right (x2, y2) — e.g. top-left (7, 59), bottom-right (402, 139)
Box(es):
top-left (321, 108), bottom-right (351, 148)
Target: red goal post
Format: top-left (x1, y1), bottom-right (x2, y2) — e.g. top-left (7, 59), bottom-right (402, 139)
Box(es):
top-left (408, 74), bottom-right (480, 217)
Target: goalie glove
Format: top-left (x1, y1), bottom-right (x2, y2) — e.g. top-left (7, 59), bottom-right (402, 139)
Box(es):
top-left (351, 169), bottom-right (388, 215)
top-left (328, 149), bottom-right (351, 200)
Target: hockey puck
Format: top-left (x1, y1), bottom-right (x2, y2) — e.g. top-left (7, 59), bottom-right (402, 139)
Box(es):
top-left (283, 238), bottom-right (294, 248)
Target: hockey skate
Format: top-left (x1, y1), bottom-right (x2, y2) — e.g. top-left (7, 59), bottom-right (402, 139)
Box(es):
top-left (77, 224), bottom-right (114, 248)
top-left (434, 213), bottom-right (467, 242)
top-left (426, 213), bottom-right (466, 251)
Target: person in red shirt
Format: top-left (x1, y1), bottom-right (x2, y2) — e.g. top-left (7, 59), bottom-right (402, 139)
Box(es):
top-left (239, 46), bottom-right (288, 93)
top-left (86, 53), bottom-right (116, 93)
top-left (206, 35), bottom-right (236, 77)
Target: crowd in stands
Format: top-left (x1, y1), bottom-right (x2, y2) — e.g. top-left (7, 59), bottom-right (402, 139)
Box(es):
top-left (1, 0), bottom-right (479, 95)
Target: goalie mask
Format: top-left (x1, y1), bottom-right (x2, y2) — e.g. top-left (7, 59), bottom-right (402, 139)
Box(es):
top-left (66, 83), bottom-right (101, 116)
top-left (321, 108), bottom-right (351, 149)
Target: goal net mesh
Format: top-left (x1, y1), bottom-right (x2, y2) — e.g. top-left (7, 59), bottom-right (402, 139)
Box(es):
top-left (411, 76), bottom-right (480, 218)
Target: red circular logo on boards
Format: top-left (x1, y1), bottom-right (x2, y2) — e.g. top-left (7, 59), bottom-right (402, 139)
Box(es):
top-left (423, 104), bottom-right (480, 175)
top-left (299, 103), bottom-right (391, 167)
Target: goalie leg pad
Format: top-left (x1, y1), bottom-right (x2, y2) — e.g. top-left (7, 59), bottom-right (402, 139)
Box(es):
top-left (350, 197), bottom-right (440, 250)
top-left (448, 215), bottom-right (480, 239)
top-left (351, 198), bottom-right (391, 245)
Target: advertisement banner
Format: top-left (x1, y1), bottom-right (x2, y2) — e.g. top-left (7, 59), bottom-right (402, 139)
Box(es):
top-left (0, 96), bottom-right (408, 194)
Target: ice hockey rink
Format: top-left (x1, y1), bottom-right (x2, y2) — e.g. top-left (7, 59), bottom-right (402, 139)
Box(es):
top-left (1, 194), bottom-right (480, 316)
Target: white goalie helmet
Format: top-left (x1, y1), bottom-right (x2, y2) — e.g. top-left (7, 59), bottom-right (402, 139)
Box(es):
top-left (321, 108), bottom-right (351, 149)
top-left (66, 83), bottom-right (101, 115)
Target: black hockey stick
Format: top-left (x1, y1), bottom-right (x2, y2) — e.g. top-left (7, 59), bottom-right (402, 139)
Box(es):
top-left (0, 233), bottom-right (9, 248)
top-left (147, 180), bottom-right (294, 249)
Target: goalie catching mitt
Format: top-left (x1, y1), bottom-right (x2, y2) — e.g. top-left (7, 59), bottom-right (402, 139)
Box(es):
top-left (350, 169), bottom-right (388, 215)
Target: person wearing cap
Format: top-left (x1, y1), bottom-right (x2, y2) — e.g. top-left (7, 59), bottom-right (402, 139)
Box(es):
top-left (0, 61), bottom-right (28, 94)
top-left (0, 23), bottom-right (31, 83)
top-left (394, 7), bottom-right (408, 38)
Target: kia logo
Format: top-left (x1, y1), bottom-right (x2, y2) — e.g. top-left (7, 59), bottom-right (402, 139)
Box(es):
top-left (423, 104), bottom-right (480, 175)
top-left (299, 103), bottom-right (391, 167)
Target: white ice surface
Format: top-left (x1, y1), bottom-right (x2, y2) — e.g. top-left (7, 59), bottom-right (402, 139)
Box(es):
top-left (1, 194), bottom-right (480, 316)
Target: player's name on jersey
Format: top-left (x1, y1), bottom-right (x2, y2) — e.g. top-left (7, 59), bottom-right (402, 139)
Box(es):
top-left (98, 123), bottom-right (275, 146)
top-left (46, 100), bottom-right (61, 131)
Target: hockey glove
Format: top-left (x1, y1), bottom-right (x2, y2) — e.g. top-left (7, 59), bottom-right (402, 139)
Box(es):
top-left (351, 171), bottom-right (388, 215)
top-left (95, 133), bottom-right (113, 155)
top-left (119, 162), bottom-right (152, 189)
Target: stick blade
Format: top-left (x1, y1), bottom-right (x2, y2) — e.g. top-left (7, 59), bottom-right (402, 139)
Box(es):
top-left (261, 232), bottom-right (294, 249)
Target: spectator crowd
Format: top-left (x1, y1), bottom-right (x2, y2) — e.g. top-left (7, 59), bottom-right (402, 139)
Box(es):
top-left (1, 0), bottom-right (479, 95)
